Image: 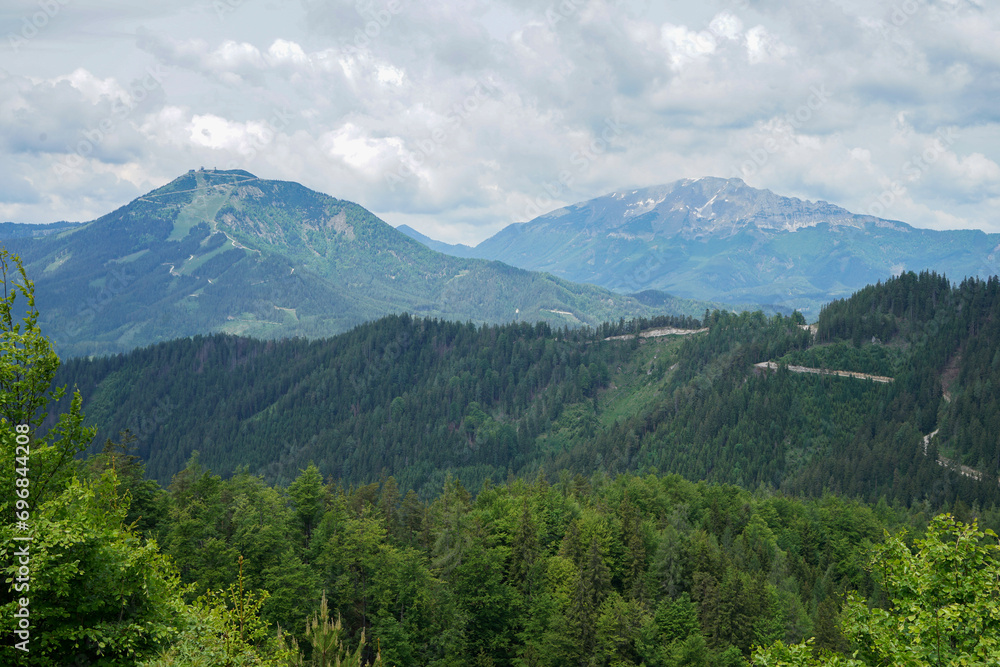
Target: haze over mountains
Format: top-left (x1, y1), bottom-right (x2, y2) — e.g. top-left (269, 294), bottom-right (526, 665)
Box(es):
top-left (2, 169), bottom-right (711, 358)
top-left (401, 177), bottom-right (1000, 315)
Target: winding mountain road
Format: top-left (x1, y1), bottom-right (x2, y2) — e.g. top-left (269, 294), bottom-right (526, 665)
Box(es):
top-left (753, 361), bottom-right (893, 383)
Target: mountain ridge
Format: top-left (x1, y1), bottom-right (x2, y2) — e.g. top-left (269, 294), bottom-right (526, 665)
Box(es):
top-left (519, 177), bottom-right (900, 238)
top-left (396, 224), bottom-right (478, 257)
top-left (2, 169), bottom-right (715, 357)
top-left (405, 177), bottom-right (999, 314)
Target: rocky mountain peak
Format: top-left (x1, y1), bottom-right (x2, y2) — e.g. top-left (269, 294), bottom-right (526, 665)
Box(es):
top-left (567, 177), bottom-right (895, 239)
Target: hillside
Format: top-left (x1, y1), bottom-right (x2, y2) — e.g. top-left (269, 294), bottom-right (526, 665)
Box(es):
top-left (2, 169), bottom-right (710, 358)
top-left (50, 272), bottom-right (1000, 509)
top-left (565, 271), bottom-right (1000, 507)
top-left (416, 177), bottom-right (1000, 316)
top-left (50, 313), bottom-right (697, 489)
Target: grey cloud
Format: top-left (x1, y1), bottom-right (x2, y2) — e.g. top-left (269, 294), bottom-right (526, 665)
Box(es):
top-left (0, 71), bottom-right (164, 165)
top-left (0, 0), bottom-right (997, 240)
top-left (0, 161), bottom-right (40, 205)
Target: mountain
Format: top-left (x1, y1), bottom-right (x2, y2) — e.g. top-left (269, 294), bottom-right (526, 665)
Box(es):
top-left (419, 177), bottom-right (1000, 316)
top-left (0, 221), bottom-right (86, 239)
top-left (50, 272), bottom-right (1000, 510)
top-left (396, 223), bottom-right (478, 257)
top-left (2, 169), bottom-right (714, 357)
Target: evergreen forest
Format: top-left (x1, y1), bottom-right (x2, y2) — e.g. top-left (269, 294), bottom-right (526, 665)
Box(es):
top-left (4, 253), bottom-right (1000, 666)
top-left (50, 271), bottom-right (1000, 511)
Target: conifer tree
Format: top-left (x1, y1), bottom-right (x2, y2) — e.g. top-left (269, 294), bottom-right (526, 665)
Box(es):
top-left (289, 463), bottom-right (325, 544)
top-left (568, 536), bottom-right (611, 658)
top-left (302, 591), bottom-right (382, 667)
top-left (509, 500), bottom-right (539, 592)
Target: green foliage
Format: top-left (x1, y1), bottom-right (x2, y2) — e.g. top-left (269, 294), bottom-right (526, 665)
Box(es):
top-left (123, 460), bottom-right (919, 666)
top-left (654, 592), bottom-right (700, 644)
top-left (0, 254), bottom-right (303, 666)
top-left (0, 249), bottom-right (95, 509)
top-left (52, 271), bottom-right (1000, 512)
top-left (754, 513), bottom-right (1000, 667)
top-left (0, 248), bottom-right (63, 425)
top-left (141, 556), bottom-right (293, 667)
top-left (777, 341), bottom-right (904, 377)
top-left (80, 430), bottom-right (167, 536)
top-left (297, 591), bottom-right (383, 667)
top-left (53, 315), bottom-right (639, 492)
top-left (289, 463), bottom-right (325, 544)
top-left (0, 471), bottom-right (188, 665)
top-left (0, 251), bottom-right (183, 666)
top-left (843, 513), bottom-right (1000, 666)
top-left (11, 253), bottom-right (1000, 666)
top-left (751, 637), bottom-right (862, 667)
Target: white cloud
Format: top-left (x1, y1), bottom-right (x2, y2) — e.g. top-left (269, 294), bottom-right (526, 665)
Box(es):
top-left (660, 23), bottom-right (717, 71)
top-left (321, 122), bottom-right (405, 176)
top-left (208, 41), bottom-right (265, 71)
top-left (52, 69), bottom-right (129, 105)
top-left (267, 39), bottom-right (310, 66)
top-left (745, 25), bottom-right (793, 65)
top-left (189, 114), bottom-right (249, 151)
top-left (708, 12), bottom-right (743, 42)
top-left (375, 63), bottom-right (405, 86)
top-left (0, 0), bottom-right (997, 238)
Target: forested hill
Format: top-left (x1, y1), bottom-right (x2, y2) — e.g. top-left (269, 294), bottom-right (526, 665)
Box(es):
top-left (571, 271), bottom-right (1000, 509)
top-left (813, 271), bottom-right (1000, 482)
top-left (50, 272), bottom-right (1000, 510)
top-left (52, 313), bottom-right (698, 490)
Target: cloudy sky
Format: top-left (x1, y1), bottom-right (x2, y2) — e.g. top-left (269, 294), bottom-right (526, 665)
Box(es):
top-left (1, 0), bottom-right (997, 244)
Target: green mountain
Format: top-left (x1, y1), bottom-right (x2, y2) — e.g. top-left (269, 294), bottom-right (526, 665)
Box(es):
top-left (0, 220), bottom-right (83, 239)
top-left (51, 272), bottom-right (1000, 509)
top-left (418, 177), bottom-right (1000, 317)
top-left (3, 169), bottom-right (711, 357)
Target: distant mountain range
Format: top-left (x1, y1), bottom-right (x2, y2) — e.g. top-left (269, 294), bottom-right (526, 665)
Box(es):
top-left (395, 224), bottom-right (478, 258)
top-left (0, 221), bottom-right (82, 239)
top-left (14, 171), bottom-right (988, 358)
top-left (3, 170), bottom-right (714, 357)
top-left (399, 177), bottom-right (1000, 315)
